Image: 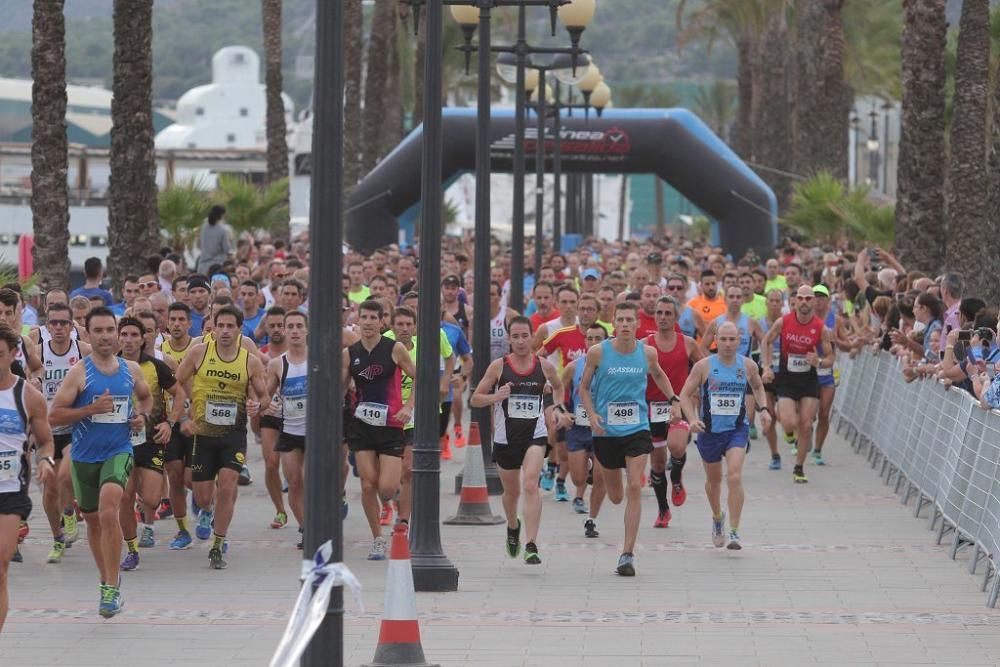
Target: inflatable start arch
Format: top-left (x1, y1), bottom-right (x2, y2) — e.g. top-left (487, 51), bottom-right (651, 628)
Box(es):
top-left (345, 108), bottom-right (777, 258)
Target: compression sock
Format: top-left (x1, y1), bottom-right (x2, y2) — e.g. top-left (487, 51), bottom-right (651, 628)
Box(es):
top-left (212, 533), bottom-right (226, 551)
top-left (125, 536), bottom-right (138, 554)
top-left (650, 470), bottom-right (669, 512)
top-left (669, 453), bottom-right (687, 484)
top-left (176, 515), bottom-right (189, 532)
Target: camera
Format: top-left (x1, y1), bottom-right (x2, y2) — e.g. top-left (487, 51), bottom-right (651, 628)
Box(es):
top-left (976, 327), bottom-right (995, 343)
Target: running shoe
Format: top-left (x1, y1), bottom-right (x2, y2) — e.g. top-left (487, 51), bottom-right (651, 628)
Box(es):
top-left (554, 480), bottom-right (570, 502)
top-left (584, 519), bottom-right (599, 538)
top-left (208, 548), bottom-right (228, 570)
top-left (169, 530), bottom-right (193, 550)
top-left (792, 466), bottom-right (808, 483)
top-left (540, 466), bottom-right (555, 491)
top-left (47, 540), bottom-right (66, 564)
top-left (196, 510), bottom-right (214, 540)
top-left (190, 496), bottom-right (201, 518)
top-left (99, 584), bottom-right (123, 618)
top-left (120, 551), bottom-right (140, 571)
top-left (271, 511), bottom-right (288, 529)
top-left (749, 424), bottom-right (758, 440)
top-left (63, 513), bottom-right (79, 544)
top-left (712, 512), bottom-right (726, 547)
top-left (769, 455), bottom-right (782, 471)
top-left (139, 526), bottom-right (155, 548)
top-left (379, 502), bottom-right (393, 526)
top-left (671, 481), bottom-right (687, 507)
top-left (727, 530), bottom-right (742, 551)
top-left (155, 498), bottom-right (173, 520)
top-left (12, 546), bottom-right (22, 563)
top-left (238, 465), bottom-right (253, 486)
top-left (782, 431), bottom-right (796, 445)
top-left (506, 519), bottom-right (522, 558)
top-left (341, 494), bottom-right (349, 520)
top-left (813, 451), bottom-right (826, 466)
top-left (616, 552), bottom-right (636, 577)
top-left (571, 497), bottom-right (588, 514)
top-left (524, 542), bottom-right (541, 565)
top-left (368, 536), bottom-right (388, 561)
top-left (440, 435), bottom-right (452, 461)
top-left (17, 520), bottom-right (28, 541)
top-left (653, 508), bottom-right (671, 528)
top-left (453, 424), bottom-right (465, 448)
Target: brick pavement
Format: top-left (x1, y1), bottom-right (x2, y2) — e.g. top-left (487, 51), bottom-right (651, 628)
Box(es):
top-left (2, 426), bottom-right (998, 666)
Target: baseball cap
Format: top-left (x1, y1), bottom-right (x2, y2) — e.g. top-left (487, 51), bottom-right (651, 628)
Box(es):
top-left (211, 273), bottom-right (231, 286)
top-left (582, 268), bottom-right (601, 280)
top-left (646, 252), bottom-right (663, 264)
top-left (812, 285), bottom-right (830, 297)
top-left (187, 276), bottom-right (211, 291)
top-left (442, 274), bottom-right (461, 287)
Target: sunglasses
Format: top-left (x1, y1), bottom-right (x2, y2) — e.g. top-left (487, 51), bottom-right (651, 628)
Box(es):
top-left (797, 296), bottom-right (814, 301)
top-left (47, 319), bottom-right (72, 327)
top-left (666, 285), bottom-right (685, 291)
top-left (141, 281), bottom-right (159, 290)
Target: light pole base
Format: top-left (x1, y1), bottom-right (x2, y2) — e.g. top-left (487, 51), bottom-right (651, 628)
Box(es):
top-left (411, 554), bottom-right (460, 592)
top-left (454, 467), bottom-right (504, 496)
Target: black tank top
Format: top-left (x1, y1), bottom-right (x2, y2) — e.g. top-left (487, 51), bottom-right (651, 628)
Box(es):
top-left (455, 302), bottom-right (470, 335)
top-left (494, 355), bottom-right (547, 445)
top-left (348, 336), bottom-right (404, 428)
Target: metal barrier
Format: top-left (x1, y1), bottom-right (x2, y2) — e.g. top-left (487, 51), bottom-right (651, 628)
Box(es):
top-left (834, 350), bottom-right (1000, 608)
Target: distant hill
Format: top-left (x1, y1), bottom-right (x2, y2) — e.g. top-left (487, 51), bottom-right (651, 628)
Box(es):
top-left (0, 0), bottom-right (728, 111)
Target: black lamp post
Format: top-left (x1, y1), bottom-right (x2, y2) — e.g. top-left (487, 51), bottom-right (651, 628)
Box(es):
top-left (849, 110), bottom-right (860, 187)
top-left (881, 100), bottom-right (892, 194)
top-left (302, 0), bottom-right (345, 663)
top-left (867, 109), bottom-right (880, 190)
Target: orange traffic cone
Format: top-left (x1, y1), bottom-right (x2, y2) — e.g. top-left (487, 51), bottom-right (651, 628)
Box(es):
top-left (445, 422), bottom-right (504, 525)
top-left (363, 524), bottom-right (439, 667)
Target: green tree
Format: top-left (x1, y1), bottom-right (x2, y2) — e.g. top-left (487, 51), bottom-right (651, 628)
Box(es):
top-left (692, 79), bottom-right (736, 137)
top-left (262, 0), bottom-right (290, 242)
top-left (783, 172), bottom-right (894, 246)
top-left (158, 181), bottom-right (211, 254)
top-left (212, 175), bottom-right (289, 235)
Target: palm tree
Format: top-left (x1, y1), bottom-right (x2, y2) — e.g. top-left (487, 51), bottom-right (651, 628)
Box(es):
top-left (30, 0), bottom-right (70, 291)
top-left (212, 175), bottom-right (289, 235)
top-left (107, 0), bottom-right (158, 293)
top-left (262, 0), bottom-right (290, 242)
top-left (894, 0), bottom-right (947, 275)
top-left (945, 0), bottom-right (990, 298)
top-left (751, 8), bottom-right (793, 209)
top-left (363, 0), bottom-right (399, 174)
top-left (793, 0), bottom-right (851, 181)
top-left (344, 0), bottom-right (364, 192)
top-left (381, 4), bottom-right (406, 155)
top-left (692, 79), bottom-right (736, 138)
top-left (159, 181), bottom-right (211, 254)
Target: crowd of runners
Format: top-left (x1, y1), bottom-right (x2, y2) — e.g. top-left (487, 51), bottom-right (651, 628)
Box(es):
top-left (2, 230), bottom-right (995, 627)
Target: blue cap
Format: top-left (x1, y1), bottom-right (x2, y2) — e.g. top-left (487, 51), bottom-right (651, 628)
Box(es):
top-left (582, 268), bottom-right (601, 280)
top-left (211, 273), bottom-right (231, 286)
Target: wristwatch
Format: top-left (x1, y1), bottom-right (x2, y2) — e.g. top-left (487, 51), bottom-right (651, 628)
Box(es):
top-left (40, 456), bottom-right (55, 467)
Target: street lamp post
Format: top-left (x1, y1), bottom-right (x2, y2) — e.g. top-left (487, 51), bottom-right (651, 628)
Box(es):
top-left (881, 100), bottom-right (892, 194)
top-left (867, 109), bottom-right (880, 189)
top-left (302, 0), bottom-right (345, 663)
top-left (849, 110), bottom-right (860, 187)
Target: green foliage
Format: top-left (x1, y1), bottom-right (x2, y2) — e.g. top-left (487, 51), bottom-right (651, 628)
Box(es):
top-left (158, 180), bottom-right (212, 253)
top-left (691, 79), bottom-right (736, 135)
top-left (782, 172), bottom-right (894, 246)
top-left (843, 0), bottom-right (902, 98)
top-left (211, 175), bottom-right (289, 235)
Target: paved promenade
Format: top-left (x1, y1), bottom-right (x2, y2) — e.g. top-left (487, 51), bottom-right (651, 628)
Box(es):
top-left (3, 427), bottom-right (999, 666)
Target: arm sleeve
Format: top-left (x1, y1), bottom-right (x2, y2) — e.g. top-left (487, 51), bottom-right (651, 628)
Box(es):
top-left (153, 359), bottom-right (177, 391)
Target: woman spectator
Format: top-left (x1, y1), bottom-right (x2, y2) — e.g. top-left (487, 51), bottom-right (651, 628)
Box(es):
top-left (892, 292), bottom-right (943, 363)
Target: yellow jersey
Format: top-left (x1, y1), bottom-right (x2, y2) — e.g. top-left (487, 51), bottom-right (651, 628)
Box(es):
top-left (191, 338), bottom-right (250, 437)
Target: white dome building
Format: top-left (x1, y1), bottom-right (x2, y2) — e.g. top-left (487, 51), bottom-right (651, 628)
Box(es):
top-left (155, 45), bottom-right (293, 150)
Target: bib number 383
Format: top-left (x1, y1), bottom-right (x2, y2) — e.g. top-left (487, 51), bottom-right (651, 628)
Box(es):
top-left (355, 402), bottom-right (388, 427)
top-left (206, 401), bottom-right (238, 426)
top-left (710, 393), bottom-right (741, 416)
top-left (607, 401), bottom-right (640, 426)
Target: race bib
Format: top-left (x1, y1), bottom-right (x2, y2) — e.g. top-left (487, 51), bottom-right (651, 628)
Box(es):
top-left (508, 395), bottom-right (541, 419)
top-left (355, 402), bottom-right (388, 427)
top-left (574, 404), bottom-right (590, 426)
top-left (91, 395), bottom-right (130, 424)
top-left (607, 401), bottom-right (640, 426)
top-left (0, 450), bottom-right (20, 483)
top-left (283, 396), bottom-right (307, 420)
top-left (817, 366), bottom-right (833, 377)
top-left (710, 393), bottom-right (742, 416)
top-left (206, 400), bottom-right (238, 426)
top-left (787, 354), bottom-right (811, 373)
top-left (649, 401), bottom-right (672, 423)
top-left (130, 429), bottom-right (146, 447)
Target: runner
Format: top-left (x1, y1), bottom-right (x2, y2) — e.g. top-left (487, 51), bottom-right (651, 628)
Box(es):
top-left (342, 300), bottom-right (416, 560)
top-left (264, 310), bottom-right (309, 549)
top-left (811, 285), bottom-right (839, 466)
top-left (49, 307), bottom-right (154, 617)
top-left (636, 283), bottom-right (661, 338)
top-left (0, 324), bottom-right (55, 630)
top-left (489, 280), bottom-right (520, 364)
top-left (471, 316), bottom-right (563, 565)
top-left (687, 270), bottom-right (726, 324)
top-left (442, 275), bottom-right (472, 449)
top-left (758, 289), bottom-right (785, 470)
top-left (527, 281), bottom-right (560, 332)
top-left (159, 303), bottom-right (198, 549)
top-left (700, 286), bottom-right (764, 356)
top-left (665, 274), bottom-right (705, 338)
top-left (116, 317), bottom-right (185, 571)
top-left (0, 289), bottom-right (43, 384)
top-left (646, 295), bottom-right (705, 528)
top-left (680, 322), bottom-right (771, 550)
top-left (175, 305), bottom-right (268, 569)
top-left (256, 307), bottom-right (290, 529)
top-left (38, 303), bottom-right (91, 564)
top-left (557, 323), bottom-right (608, 538)
top-left (761, 285), bottom-right (834, 483)
top-left (442, 274), bottom-right (471, 338)
top-left (579, 301), bottom-right (677, 577)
